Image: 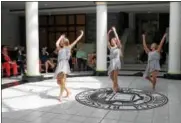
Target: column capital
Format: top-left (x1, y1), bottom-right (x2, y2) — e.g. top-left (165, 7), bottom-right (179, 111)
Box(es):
top-left (95, 2), bottom-right (107, 5)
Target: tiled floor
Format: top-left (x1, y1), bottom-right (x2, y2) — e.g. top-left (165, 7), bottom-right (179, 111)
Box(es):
top-left (1, 73), bottom-right (54, 85)
top-left (2, 75), bottom-right (181, 123)
top-left (1, 70), bottom-right (166, 85)
top-left (1, 72), bottom-right (93, 85)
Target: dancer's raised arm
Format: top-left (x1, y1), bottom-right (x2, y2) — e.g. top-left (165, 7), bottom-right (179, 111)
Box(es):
top-left (107, 29), bottom-right (112, 49)
top-left (157, 33), bottom-right (167, 52)
top-left (112, 27), bottom-right (122, 48)
top-left (69, 30), bottom-right (84, 49)
top-left (142, 34), bottom-right (150, 54)
top-left (56, 34), bottom-right (65, 50)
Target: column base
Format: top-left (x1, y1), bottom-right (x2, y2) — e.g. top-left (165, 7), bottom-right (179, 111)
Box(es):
top-left (164, 73), bottom-right (181, 80)
top-left (93, 71), bottom-right (107, 76)
top-left (22, 75), bottom-right (44, 82)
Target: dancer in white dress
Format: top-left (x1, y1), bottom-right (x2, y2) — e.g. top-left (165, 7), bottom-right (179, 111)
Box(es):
top-left (107, 27), bottom-right (123, 92)
top-left (55, 30), bottom-right (84, 101)
top-left (142, 33), bottom-right (167, 90)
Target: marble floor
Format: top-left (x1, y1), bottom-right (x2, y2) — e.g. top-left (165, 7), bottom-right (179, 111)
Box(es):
top-left (1, 70), bottom-right (166, 85)
top-left (2, 75), bottom-right (181, 123)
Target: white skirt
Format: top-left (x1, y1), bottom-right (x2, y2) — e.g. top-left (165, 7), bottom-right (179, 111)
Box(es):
top-left (108, 58), bottom-right (121, 77)
top-left (54, 60), bottom-right (70, 78)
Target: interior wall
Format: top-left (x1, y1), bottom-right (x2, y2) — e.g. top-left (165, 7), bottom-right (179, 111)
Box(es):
top-left (1, 8), bottom-right (20, 48)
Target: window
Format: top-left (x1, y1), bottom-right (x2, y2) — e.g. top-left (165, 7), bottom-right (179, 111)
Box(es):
top-left (49, 33), bottom-right (56, 48)
top-left (49, 16), bottom-right (54, 25)
top-left (68, 32), bottom-right (75, 43)
top-left (38, 14), bottom-right (86, 49)
top-left (76, 15), bottom-right (85, 25)
top-left (39, 27), bottom-right (47, 47)
top-left (56, 16), bottom-right (66, 25)
top-left (69, 15), bottom-right (75, 24)
top-left (39, 16), bottom-right (47, 26)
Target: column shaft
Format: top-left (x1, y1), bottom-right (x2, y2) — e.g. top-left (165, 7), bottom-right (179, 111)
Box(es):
top-left (96, 2), bottom-right (107, 73)
top-left (168, 2), bottom-right (181, 74)
top-left (25, 2), bottom-right (40, 76)
top-left (165, 2), bottom-right (181, 80)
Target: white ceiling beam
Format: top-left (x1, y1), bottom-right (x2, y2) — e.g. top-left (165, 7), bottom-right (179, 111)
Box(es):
top-left (9, 3), bottom-right (169, 15)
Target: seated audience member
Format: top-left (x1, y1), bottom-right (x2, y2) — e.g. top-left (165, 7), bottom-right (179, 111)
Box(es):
top-left (69, 47), bottom-right (77, 71)
top-left (76, 46), bottom-right (87, 71)
top-left (49, 49), bottom-right (58, 64)
top-left (11, 46), bottom-right (26, 75)
top-left (91, 52), bottom-right (96, 66)
top-left (40, 47), bottom-right (55, 73)
top-left (1, 45), bottom-right (18, 77)
top-left (87, 52), bottom-right (96, 69)
top-left (39, 60), bottom-right (43, 72)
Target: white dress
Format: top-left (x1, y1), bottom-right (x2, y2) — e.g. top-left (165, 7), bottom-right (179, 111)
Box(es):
top-left (108, 47), bottom-right (121, 77)
top-left (54, 47), bottom-right (71, 78)
top-left (143, 51), bottom-right (161, 78)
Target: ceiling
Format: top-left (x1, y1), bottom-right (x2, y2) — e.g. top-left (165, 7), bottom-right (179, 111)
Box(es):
top-left (1, 1), bottom-right (170, 14)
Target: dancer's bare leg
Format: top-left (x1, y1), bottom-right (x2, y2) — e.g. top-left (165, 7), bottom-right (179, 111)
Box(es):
top-left (64, 87), bottom-right (70, 98)
top-left (57, 73), bottom-right (64, 102)
top-left (111, 71), bottom-right (116, 92)
top-left (146, 76), bottom-right (153, 84)
top-left (151, 71), bottom-right (158, 90)
top-left (59, 77), bottom-right (66, 101)
top-left (114, 70), bottom-right (119, 92)
top-left (56, 77), bottom-right (60, 85)
top-left (63, 75), bottom-right (71, 98)
top-left (110, 71), bottom-right (114, 81)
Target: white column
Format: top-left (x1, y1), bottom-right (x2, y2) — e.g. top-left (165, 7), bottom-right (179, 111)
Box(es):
top-left (25, 2), bottom-right (40, 76)
top-left (168, 2), bottom-right (181, 74)
top-left (96, 2), bottom-right (107, 71)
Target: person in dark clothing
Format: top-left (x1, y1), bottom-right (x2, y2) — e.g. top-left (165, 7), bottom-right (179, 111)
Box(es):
top-left (49, 49), bottom-right (58, 59)
top-left (92, 53), bottom-right (96, 67)
top-left (11, 47), bottom-right (26, 74)
top-left (40, 47), bottom-right (55, 73)
top-left (69, 51), bottom-right (73, 71)
top-left (72, 48), bottom-right (77, 58)
top-left (48, 49), bottom-right (58, 69)
top-left (69, 47), bottom-right (77, 71)
top-left (40, 47), bottom-right (49, 64)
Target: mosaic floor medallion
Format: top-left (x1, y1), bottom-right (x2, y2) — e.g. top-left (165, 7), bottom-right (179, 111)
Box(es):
top-left (75, 88), bottom-right (168, 111)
